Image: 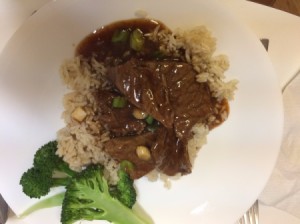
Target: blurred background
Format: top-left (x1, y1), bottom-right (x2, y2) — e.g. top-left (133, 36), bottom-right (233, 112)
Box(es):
top-left (250, 0), bottom-right (300, 16)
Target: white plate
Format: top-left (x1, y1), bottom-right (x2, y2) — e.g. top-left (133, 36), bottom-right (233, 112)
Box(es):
top-left (0, 0), bottom-right (283, 223)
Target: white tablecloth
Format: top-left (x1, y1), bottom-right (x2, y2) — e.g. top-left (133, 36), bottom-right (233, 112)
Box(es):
top-left (1, 0), bottom-right (300, 223)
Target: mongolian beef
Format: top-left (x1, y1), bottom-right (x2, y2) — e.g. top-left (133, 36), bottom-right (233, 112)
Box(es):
top-left (56, 18), bottom-right (237, 184)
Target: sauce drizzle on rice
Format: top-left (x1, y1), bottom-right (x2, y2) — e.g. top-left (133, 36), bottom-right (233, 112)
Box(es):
top-left (56, 18), bottom-right (238, 186)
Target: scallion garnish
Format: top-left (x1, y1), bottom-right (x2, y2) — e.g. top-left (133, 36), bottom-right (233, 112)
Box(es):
top-left (111, 29), bottom-right (129, 43)
top-left (130, 29), bottom-right (144, 51)
top-left (120, 160), bottom-right (135, 173)
top-left (145, 115), bottom-right (154, 125)
top-left (112, 96), bottom-right (127, 108)
top-left (147, 120), bottom-right (160, 132)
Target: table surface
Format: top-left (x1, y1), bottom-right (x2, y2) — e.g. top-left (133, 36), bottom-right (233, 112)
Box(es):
top-left (1, 0), bottom-right (300, 223)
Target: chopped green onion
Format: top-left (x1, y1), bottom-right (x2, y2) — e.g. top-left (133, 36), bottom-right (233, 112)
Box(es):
top-left (111, 29), bottom-right (129, 43)
top-left (120, 160), bottom-right (135, 173)
top-left (145, 115), bottom-right (154, 125)
top-left (112, 96), bottom-right (127, 108)
top-left (147, 121), bottom-right (159, 132)
top-left (130, 29), bottom-right (145, 51)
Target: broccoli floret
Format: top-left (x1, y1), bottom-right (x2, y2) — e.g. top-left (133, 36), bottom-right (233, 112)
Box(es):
top-left (61, 164), bottom-right (150, 224)
top-left (33, 141), bottom-right (76, 177)
top-left (20, 167), bottom-right (53, 198)
top-left (110, 169), bottom-right (136, 208)
top-left (20, 141), bottom-right (76, 198)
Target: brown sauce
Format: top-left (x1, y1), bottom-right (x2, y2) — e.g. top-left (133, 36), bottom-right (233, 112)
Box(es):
top-left (76, 18), bottom-right (169, 65)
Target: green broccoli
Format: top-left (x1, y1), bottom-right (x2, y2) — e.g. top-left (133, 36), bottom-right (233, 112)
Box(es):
top-left (61, 164), bottom-right (150, 224)
top-left (20, 141), bottom-right (76, 198)
top-left (33, 141), bottom-right (76, 177)
top-left (110, 164), bottom-right (136, 208)
top-left (19, 167), bottom-right (53, 198)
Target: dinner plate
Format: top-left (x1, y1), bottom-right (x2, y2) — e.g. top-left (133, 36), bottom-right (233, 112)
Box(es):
top-left (0, 0), bottom-right (283, 223)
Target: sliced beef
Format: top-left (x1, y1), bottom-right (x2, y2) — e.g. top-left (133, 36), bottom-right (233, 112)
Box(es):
top-left (152, 127), bottom-right (191, 176)
top-left (102, 59), bottom-right (215, 178)
top-left (104, 132), bottom-right (157, 179)
top-left (96, 90), bottom-right (146, 137)
top-left (107, 59), bottom-right (214, 139)
top-left (107, 59), bottom-right (174, 128)
top-left (164, 62), bottom-right (214, 139)
top-left (104, 127), bottom-right (191, 179)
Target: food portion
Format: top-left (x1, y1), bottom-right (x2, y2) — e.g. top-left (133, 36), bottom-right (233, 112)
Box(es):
top-left (57, 18), bottom-right (237, 184)
top-left (20, 141), bottom-right (76, 199)
top-left (19, 141), bottom-right (150, 224)
top-left (61, 165), bottom-right (148, 224)
top-left (19, 18), bottom-right (237, 224)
